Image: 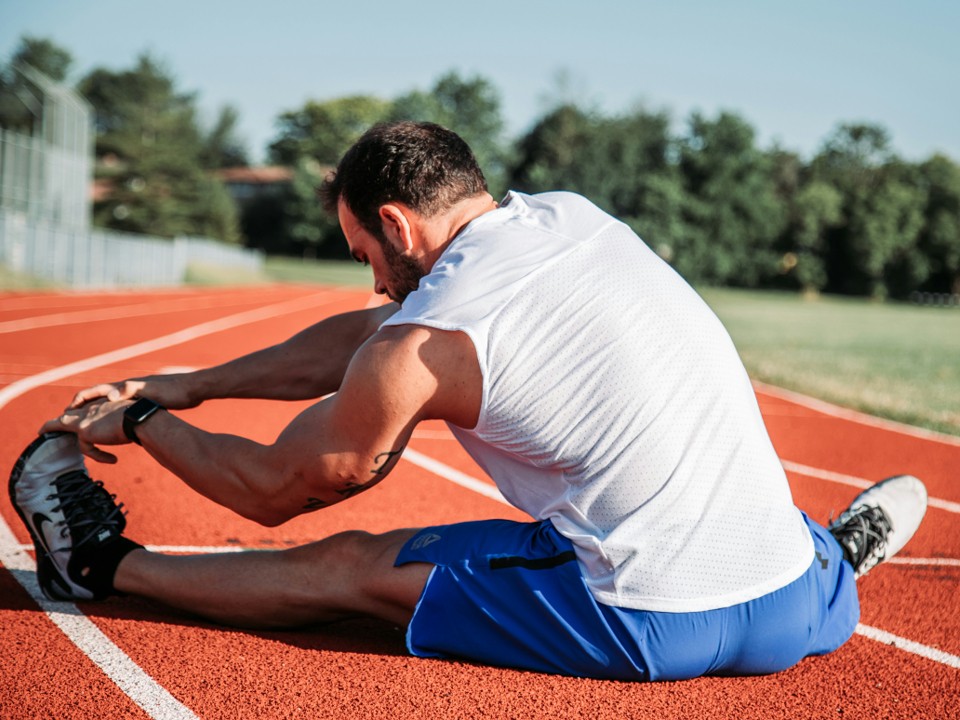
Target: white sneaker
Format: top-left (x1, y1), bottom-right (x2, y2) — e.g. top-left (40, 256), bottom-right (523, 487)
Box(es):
top-left (8, 433), bottom-right (128, 600)
top-left (827, 475), bottom-right (928, 578)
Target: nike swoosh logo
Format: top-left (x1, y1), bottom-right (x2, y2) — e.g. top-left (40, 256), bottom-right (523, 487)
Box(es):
top-left (32, 512), bottom-right (56, 558)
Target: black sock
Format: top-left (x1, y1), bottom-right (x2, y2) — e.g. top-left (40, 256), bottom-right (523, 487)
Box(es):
top-left (68, 537), bottom-right (144, 600)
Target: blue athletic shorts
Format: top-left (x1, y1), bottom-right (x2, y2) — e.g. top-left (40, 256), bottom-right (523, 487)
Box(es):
top-left (395, 513), bottom-right (860, 680)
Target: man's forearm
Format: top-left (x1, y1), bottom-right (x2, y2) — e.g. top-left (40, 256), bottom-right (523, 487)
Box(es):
top-left (133, 409), bottom-right (310, 526)
top-left (189, 303), bottom-right (398, 403)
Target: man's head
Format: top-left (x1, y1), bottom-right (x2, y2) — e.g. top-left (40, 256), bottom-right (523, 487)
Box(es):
top-left (320, 121), bottom-right (488, 240)
top-left (321, 121), bottom-right (491, 303)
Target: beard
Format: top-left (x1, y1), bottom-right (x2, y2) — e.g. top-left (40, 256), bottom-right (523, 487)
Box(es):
top-left (380, 238), bottom-right (426, 304)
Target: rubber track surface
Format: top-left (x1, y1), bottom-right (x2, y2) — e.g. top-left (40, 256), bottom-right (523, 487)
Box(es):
top-left (1, 286), bottom-right (957, 719)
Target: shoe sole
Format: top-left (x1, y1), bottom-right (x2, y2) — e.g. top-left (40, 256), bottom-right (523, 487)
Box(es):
top-left (8, 432), bottom-right (88, 601)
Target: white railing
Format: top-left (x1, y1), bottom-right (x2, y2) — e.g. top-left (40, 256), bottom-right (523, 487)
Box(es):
top-left (0, 209), bottom-right (263, 288)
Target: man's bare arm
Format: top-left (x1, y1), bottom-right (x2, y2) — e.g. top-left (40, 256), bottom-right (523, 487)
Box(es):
top-left (113, 324), bottom-right (481, 526)
top-left (69, 302), bottom-right (399, 410)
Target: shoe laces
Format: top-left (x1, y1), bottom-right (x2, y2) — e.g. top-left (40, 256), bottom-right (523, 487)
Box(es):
top-left (46, 470), bottom-right (126, 551)
top-left (830, 504), bottom-right (892, 578)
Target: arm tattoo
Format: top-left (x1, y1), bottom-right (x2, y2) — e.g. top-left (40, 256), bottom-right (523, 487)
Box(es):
top-left (371, 447), bottom-right (405, 476)
top-left (301, 446), bottom-right (406, 510)
top-left (336, 482), bottom-right (369, 500)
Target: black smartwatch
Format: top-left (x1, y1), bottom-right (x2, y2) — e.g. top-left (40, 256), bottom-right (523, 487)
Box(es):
top-left (122, 397), bottom-right (164, 445)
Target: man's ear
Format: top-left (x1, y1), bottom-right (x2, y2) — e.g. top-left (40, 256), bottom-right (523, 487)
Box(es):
top-left (379, 204), bottom-right (415, 252)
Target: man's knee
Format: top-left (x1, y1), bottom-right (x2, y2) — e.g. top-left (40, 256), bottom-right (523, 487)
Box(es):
top-left (279, 528), bottom-right (424, 621)
top-left (348, 528), bottom-right (429, 621)
top-left (310, 528), bottom-right (414, 571)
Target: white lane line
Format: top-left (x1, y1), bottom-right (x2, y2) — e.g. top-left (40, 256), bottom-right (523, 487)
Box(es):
top-left (0, 289), bottom-right (343, 720)
top-left (0, 291), bottom-right (286, 334)
top-left (782, 460), bottom-right (960, 515)
top-left (888, 557), bottom-right (960, 567)
top-left (402, 448), bottom-right (509, 505)
top-left (0, 291), bottom-right (337, 411)
top-left (855, 624), bottom-right (960, 669)
top-left (754, 381), bottom-right (960, 448)
top-left (0, 521), bottom-right (198, 719)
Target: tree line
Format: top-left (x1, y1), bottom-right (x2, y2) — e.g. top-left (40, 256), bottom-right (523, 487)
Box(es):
top-left (2, 36), bottom-right (958, 298)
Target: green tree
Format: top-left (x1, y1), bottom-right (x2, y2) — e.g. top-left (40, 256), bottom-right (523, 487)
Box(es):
top-left (675, 111), bottom-right (786, 287)
top-left (811, 123), bottom-right (926, 297)
top-left (915, 154), bottom-right (960, 295)
top-left (509, 102), bottom-right (687, 263)
top-left (281, 157), bottom-right (344, 257)
top-left (262, 95), bottom-right (391, 256)
top-left (509, 104), bottom-right (595, 193)
top-left (0, 36), bottom-right (74, 133)
top-left (79, 54), bottom-right (240, 243)
top-left (509, 104), bottom-right (675, 212)
top-left (11, 36), bottom-right (72, 82)
top-left (851, 164), bottom-right (925, 299)
top-left (200, 105), bottom-right (249, 169)
top-left (268, 95), bottom-right (391, 165)
top-left (790, 180), bottom-right (844, 292)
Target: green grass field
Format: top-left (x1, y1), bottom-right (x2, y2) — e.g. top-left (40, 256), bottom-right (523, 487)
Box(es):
top-left (0, 264), bottom-right (55, 289)
top-left (185, 256), bottom-right (374, 286)
top-left (699, 288), bottom-right (960, 437)
top-left (4, 260), bottom-right (958, 437)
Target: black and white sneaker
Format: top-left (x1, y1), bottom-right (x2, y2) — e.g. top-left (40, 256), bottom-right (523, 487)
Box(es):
top-left (828, 475), bottom-right (927, 579)
top-left (9, 432), bottom-right (134, 601)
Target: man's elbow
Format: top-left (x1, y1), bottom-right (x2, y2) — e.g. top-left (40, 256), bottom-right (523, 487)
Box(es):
top-left (233, 479), bottom-right (301, 527)
top-left (255, 512), bottom-right (288, 529)
top-left (234, 501), bottom-right (290, 528)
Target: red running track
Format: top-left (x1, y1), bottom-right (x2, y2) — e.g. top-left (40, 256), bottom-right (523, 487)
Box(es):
top-left (1, 285), bottom-right (957, 719)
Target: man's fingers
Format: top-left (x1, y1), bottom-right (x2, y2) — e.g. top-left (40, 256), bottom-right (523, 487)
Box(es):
top-left (40, 415), bottom-right (73, 435)
top-left (69, 384), bottom-right (120, 409)
top-left (79, 439), bottom-right (118, 464)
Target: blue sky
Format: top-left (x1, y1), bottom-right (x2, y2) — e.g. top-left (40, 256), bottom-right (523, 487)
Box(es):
top-left (2, 0), bottom-right (957, 164)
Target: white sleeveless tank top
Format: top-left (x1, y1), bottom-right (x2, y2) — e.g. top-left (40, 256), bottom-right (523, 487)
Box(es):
top-left (383, 191), bottom-right (813, 612)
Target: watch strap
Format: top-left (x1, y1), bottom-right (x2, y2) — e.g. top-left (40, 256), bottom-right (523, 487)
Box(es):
top-left (122, 397), bottom-right (164, 445)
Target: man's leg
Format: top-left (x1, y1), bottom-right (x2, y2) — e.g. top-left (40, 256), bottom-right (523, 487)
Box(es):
top-left (115, 529), bottom-right (432, 629)
top-left (9, 431), bottom-right (431, 627)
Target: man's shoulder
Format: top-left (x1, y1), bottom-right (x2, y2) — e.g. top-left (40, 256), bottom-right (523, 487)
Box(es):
top-left (368, 323), bottom-right (475, 366)
top-left (360, 323), bottom-right (481, 427)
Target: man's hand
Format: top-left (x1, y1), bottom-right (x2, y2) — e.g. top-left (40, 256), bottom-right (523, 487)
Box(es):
top-left (42, 398), bottom-right (136, 464)
top-left (69, 373), bottom-right (199, 411)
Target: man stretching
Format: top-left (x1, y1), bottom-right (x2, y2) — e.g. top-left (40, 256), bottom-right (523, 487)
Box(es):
top-left (10, 121), bottom-right (927, 680)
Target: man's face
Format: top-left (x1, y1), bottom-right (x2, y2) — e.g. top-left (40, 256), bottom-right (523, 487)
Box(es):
top-left (338, 201), bottom-right (427, 304)
top-left (377, 231), bottom-right (427, 304)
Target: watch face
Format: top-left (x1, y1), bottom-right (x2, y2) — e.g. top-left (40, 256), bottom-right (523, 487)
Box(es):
top-left (130, 398), bottom-right (160, 421)
top-left (124, 398), bottom-right (162, 444)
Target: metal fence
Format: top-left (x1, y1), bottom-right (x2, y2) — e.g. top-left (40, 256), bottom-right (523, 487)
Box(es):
top-left (908, 291), bottom-right (960, 308)
top-left (0, 65), bottom-right (264, 289)
top-left (0, 209), bottom-right (263, 288)
top-left (0, 65), bottom-right (92, 230)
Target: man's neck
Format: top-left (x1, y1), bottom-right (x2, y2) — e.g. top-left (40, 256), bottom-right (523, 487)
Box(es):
top-left (419, 192), bottom-right (499, 268)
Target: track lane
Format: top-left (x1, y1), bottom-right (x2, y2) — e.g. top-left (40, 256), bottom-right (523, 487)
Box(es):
top-left (1, 286), bottom-right (958, 719)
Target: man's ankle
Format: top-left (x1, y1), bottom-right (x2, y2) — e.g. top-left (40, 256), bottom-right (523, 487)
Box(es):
top-left (69, 537), bottom-right (144, 599)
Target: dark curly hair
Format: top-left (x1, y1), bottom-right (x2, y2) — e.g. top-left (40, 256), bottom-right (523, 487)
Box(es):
top-left (320, 121), bottom-right (488, 241)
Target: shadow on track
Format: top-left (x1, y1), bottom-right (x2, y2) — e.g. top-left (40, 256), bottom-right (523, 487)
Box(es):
top-left (1, 566), bottom-right (409, 658)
